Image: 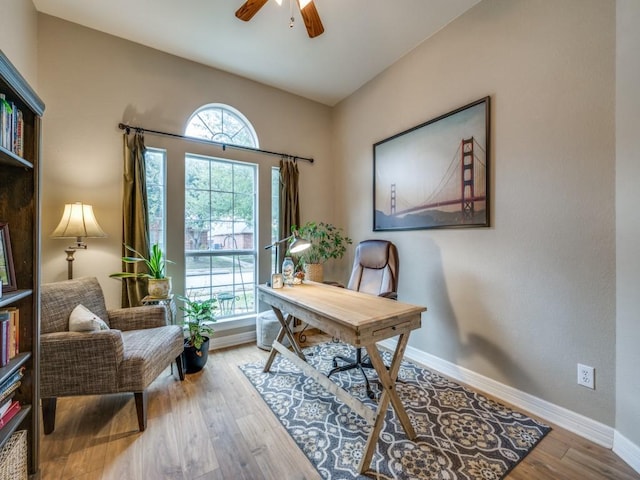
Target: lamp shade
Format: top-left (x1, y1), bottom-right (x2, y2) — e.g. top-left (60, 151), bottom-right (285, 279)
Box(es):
top-left (289, 236), bottom-right (311, 253)
top-left (51, 203), bottom-right (107, 239)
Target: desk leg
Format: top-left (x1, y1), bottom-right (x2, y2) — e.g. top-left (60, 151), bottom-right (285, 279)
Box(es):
top-left (358, 332), bottom-right (415, 474)
top-left (263, 307), bottom-right (305, 373)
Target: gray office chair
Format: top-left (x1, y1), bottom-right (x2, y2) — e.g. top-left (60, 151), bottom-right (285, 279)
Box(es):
top-left (328, 239), bottom-right (399, 399)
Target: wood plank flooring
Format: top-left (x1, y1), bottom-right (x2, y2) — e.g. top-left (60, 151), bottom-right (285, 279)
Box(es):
top-left (39, 332), bottom-right (639, 480)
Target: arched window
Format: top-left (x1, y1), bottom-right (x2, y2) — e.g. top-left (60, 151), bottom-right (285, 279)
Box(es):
top-left (185, 103), bottom-right (258, 148)
top-left (182, 104), bottom-right (261, 321)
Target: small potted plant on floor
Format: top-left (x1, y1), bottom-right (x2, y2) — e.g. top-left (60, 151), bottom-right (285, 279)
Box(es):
top-left (292, 222), bottom-right (352, 282)
top-left (178, 294), bottom-right (217, 373)
top-left (110, 243), bottom-right (174, 298)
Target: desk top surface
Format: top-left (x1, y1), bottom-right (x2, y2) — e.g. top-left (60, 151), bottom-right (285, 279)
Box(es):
top-left (258, 281), bottom-right (426, 331)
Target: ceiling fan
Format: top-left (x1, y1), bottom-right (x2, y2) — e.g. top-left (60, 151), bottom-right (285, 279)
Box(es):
top-left (235, 0), bottom-right (325, 38)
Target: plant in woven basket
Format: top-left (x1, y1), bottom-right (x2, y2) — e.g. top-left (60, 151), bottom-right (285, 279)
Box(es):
top-left (290, 222), bottom-right (352, 282)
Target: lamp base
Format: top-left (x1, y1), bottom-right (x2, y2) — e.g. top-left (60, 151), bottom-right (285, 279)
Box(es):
top-left (64, 248), bottom-right (76, 280)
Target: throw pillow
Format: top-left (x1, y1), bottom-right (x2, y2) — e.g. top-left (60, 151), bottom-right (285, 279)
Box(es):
top-left (69, 304), bottom-right (110, 332)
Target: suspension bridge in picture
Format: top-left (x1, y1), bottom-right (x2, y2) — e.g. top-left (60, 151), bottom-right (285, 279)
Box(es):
top-left (376, 137), bottom-right (487, 229)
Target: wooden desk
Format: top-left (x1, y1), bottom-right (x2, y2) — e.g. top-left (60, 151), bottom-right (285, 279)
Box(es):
top-left (257, 282), bottom-right (426, 474)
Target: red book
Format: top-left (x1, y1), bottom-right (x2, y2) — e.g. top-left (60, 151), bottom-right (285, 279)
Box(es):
top-left (0, 400), bottom-right (20, 428)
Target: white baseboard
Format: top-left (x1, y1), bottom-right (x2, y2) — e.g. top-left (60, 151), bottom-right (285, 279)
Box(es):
top-left (379, 339), bottom-right (616, 450)
top-left (614, 431), bottom-right (640, 474)
top-left (210, 330), bottom-right (256, 350)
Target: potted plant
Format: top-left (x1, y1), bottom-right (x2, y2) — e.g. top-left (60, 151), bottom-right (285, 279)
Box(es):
top-left (177, 295), bottom-right (217, 373)
top-left (291, 221), bottom-right (352, 282)
top-left (109, 243), bottom-right (174, 298)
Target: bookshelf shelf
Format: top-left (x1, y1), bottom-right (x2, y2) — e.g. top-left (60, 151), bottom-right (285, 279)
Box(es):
top-left (0, 49), bottom-right (44, 477)
top-left (0, 353), bottom-right (30, 385)
top-left (0, 290), bottom-right (32, 309)
top-left (0, 405), bottom-right (30, 446)
top-left (0, 145), bottom-right (33, 169)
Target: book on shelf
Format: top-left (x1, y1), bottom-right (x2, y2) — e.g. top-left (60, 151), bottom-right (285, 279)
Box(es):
top-left (0, 91), bottom-right (24, 156)
top-left (0, 307), bottom-right (19, 365)
top-left (0, 312), bottom-right (8, 366)
top-left (0, 367), bottom-right (24, 403)
top-left (0, 380), bottom-right (20, 405)
top-left (0, 393), bottom-right (14, 418)
top-left (0, 400), bottom-right (21, 429)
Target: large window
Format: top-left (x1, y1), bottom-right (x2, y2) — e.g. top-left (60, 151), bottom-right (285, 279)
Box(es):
top-left (185, 155), bottom-right (257, 319)
top-left (184, 104), bottom-right (260, 321)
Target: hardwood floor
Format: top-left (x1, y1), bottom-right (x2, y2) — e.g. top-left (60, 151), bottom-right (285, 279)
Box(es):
top-left (40, 332), bottom-right (639, 480)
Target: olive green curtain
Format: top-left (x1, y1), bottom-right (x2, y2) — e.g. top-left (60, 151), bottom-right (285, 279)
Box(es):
top-left (121, 131), bottom-right (150, 307)
top-left (279, 158), bottom-right (300, 268)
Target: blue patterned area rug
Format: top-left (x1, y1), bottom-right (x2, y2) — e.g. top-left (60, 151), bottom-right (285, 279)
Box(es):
top-left (240, 342), bottom-right (551, 480)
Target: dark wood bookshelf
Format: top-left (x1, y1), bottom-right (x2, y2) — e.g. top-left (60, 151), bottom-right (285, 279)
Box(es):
top-left (0, 48), bottom-right (44, 478)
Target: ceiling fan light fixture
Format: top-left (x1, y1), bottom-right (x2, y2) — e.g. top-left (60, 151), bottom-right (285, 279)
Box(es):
top-left (235, 0), bottom-right (324, 38)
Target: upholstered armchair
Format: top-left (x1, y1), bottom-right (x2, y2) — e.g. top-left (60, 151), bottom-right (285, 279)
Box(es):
top-left (40, 277), bottom-right (185, 434)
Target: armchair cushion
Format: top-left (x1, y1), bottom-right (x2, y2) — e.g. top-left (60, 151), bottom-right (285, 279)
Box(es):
top-left (118, 325), bottom-right (184, 391)
top-left (69, 304), bottom-right (110, 332)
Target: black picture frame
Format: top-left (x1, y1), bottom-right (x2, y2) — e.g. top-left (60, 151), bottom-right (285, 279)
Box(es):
top-left (0, 222), bottom-right (17, 293)
top-left (373, 96), bottom-right (490, 231)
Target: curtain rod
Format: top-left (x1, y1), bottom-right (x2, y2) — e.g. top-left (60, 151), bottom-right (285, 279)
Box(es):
top-left (118, 123), bottom-right (314, 164)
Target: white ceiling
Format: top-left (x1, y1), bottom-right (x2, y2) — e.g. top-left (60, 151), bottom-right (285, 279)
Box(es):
top-left (32, 0), bottom-right (480, 106)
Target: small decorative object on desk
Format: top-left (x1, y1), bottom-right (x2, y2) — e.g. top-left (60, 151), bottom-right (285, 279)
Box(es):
top-left (282, 256), bottom-right (294, 286)
top-left (271, 273), bottom-right (283, 289)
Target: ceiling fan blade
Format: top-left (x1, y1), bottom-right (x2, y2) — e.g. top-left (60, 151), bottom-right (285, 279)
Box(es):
top-left (297, 0), bottom-right (324, 38)
top-left (235, 0), bottom-right (269, 21)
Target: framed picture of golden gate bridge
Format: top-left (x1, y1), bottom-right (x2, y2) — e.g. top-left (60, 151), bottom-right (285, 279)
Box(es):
top-left (373, 96), bottom-right (490, 231)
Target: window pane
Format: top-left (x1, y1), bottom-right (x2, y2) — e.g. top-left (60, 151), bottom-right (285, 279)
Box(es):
top-left (145, 148), bottom-right (166, 251)
top-left (185, 103), bottom-right (258, 148)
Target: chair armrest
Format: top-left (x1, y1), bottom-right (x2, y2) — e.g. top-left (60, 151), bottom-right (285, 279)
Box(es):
top-left (41, 330), bottom-right (125, 364)
top-left (379, 291), bottom-right (397, 300)
top-left (40, 330), bottom-right (125, 397)
top-left (108, 305), bottom-right (168, 331)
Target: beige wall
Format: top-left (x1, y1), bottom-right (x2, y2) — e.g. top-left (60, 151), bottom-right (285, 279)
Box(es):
top-left (0, 0), bottom-right (38, 88)
top-left (37, 16), bottom-right (334, 309)
top-left (18, 0), bottom-right (639, 459)
top-left (616, 0), bottom-right (640, 449)
top-left (333, 0), bottom-right (616, 425)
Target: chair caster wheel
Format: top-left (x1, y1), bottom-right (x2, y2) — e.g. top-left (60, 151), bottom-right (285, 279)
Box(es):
top-left (332, 360), bottom-right (338, 368)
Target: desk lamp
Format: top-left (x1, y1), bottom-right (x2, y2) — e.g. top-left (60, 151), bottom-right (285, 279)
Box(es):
top-left (264, 232), bottom-right (311, 273)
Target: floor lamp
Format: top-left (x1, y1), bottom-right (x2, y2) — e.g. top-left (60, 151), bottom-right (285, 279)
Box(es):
top-left (51, 202), bottom-right (107, 280)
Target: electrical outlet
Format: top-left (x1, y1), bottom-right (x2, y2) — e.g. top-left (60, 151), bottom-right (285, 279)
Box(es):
top-left (577, 363), bottom-right (595, 389)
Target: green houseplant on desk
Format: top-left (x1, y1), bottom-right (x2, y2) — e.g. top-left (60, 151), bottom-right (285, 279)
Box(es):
top-left (292, 221), bottom-right (352, 282)
top-left (178, 295), bottom-right (217, 373)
